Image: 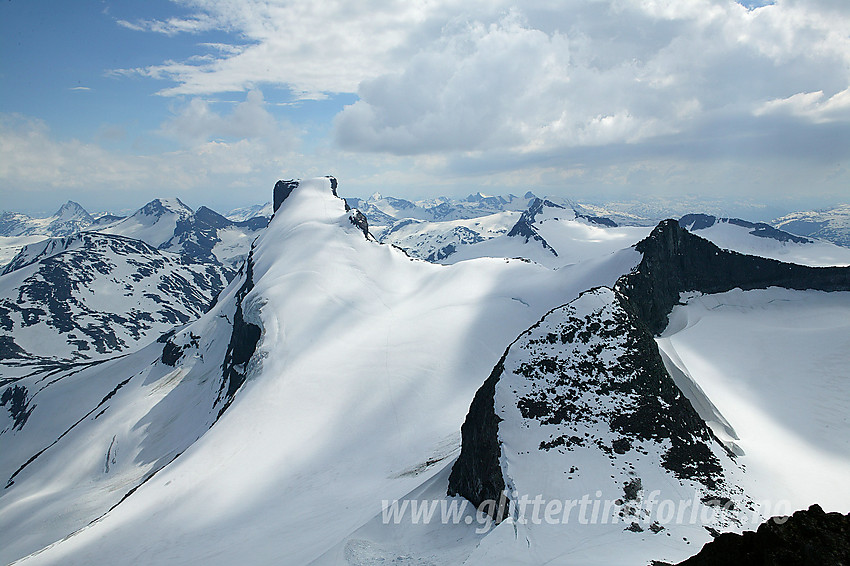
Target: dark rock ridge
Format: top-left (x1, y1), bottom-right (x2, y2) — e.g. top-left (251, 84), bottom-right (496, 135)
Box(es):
top-left (447, 355), bottom-right (511, 521)
top-left (576, 212), bottom-right (618, 227)
top-left (273, 180), bottom-right (300, 213)
top-left (349, 210), bottom-right (371, 239)
top-left (216, 252), bottom-right (261, 419)
top-left (616, 219), bottom-right (850, 334)
top-left (448, 287), bottom-right (729, 521)
top-left (659, 504), bottom-right (850, 566)
top-left (680, 213), bottom-right (810, 244)
top-left (507, 198), bottom-right (564, 256)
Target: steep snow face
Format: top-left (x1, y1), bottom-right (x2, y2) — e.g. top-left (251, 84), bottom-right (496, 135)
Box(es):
top-left (101, 198), bottom-right (195, 248)
top-left (680, 214), bottom-right (850, 267)
top-left (449, 288), bottom-right (749, 566)
top-left (375, 211), bottom-right (520, 262)
top-left (448, 199), bottom-right (652, 268)
top-left (772, 204), bottom-right (850, 248)
top-left (4, 178), bottom-right (642, 566)
top-left (657, 288), bottom-right (850, 512)
top-left (0, 232), bottom-right (228, 363)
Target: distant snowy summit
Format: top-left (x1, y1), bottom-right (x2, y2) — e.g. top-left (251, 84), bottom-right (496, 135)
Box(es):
top-left (772, 204), bottom-right (850, 247)
top-left (0, 201), bottom-right (95, 237)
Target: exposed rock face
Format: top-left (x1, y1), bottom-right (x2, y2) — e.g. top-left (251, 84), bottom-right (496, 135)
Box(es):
top-left (217, 253), bottom-right (261, 418)
top-left (616, 220), bottom-right (850, 334)
top-left (349, 210), bottom-right (371, 239)
top-left (273, 180), bottom-right (300, 213)
top-left (447, 355), bottom-right (510, 521)
top-left (576, 212), bottom-right (618, 227)
top-left (662, 504), bottom-right (850, 566)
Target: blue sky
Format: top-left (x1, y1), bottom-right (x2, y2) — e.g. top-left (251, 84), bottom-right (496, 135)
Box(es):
top-left (1, 0), bottom-right (848, 216)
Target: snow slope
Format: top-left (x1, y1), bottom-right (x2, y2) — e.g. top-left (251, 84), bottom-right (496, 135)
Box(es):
top-left (656, 288), bottom-right (850, 510)
top-left (3, 179), bottom-right (848, 566)
top-left (2, 178), bottom-right (639, 565)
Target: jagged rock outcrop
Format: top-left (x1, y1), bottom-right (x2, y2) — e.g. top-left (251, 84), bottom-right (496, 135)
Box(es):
top-left (447, 355), bottom-right (510, 521)
top-left (616, 220), bottom-right (850, 334)
top-left (273, 180), bottom-right (300, 213)
top-left (661, 504), bottom-right (850, 566)
top-left (216, 252), bottom-right (261, 418)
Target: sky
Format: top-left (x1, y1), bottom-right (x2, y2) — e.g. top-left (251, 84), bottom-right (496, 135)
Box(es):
top-left (1, 0), bottom-right (849, 216)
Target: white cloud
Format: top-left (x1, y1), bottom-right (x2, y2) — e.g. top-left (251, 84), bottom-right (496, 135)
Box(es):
top-left (159, 90), bottom-right (298, 151)
top-left (0, 112), bottom-right (300, 204)
top-left (754, 88), bottom-right (850, 123)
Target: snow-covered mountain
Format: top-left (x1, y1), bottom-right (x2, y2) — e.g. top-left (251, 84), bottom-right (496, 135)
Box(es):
top-left (225, 202), bottom-right (273, 222)
top-left (101, 198), bottom-right (268, 271)
top-left (0, 201), bottom-right (94, 238)
top-left (772, 204), bottom-right (850, 248)
top-left (100, 197), bottom-right (196, 248)
top-left (443, 198), bottom-right (652, 268)
top-left (0, 232), bottom-right (229, 366)
top-left (1, 178), bottom-right (849, 565)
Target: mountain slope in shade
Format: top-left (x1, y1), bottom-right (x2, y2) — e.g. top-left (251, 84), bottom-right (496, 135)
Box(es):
top-left (772, 204), bottom-right (850, 248)
top-left (0, 232), bottom-right (228, 364)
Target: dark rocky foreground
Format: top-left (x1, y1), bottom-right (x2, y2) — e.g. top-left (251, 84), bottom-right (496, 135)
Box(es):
top-left (655, 504), bottom-right (850, 566)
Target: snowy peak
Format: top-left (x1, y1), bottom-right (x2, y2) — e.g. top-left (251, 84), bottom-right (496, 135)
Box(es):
top-left (506, 198), bottom-right (566, 256)
top-left (0, 202), bottom-right (94, 238)
top-left (136, 197), bottom-right (194, 221)
top-left (51, 200), bottom-right (92, 224)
